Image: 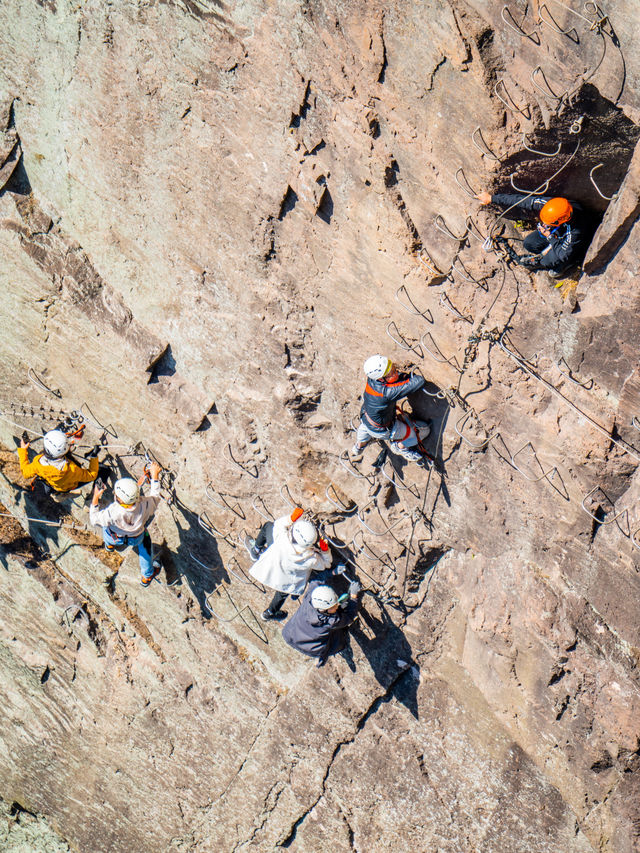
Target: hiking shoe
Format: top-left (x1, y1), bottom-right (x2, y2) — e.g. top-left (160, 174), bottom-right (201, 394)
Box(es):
top-left (244, 536), bottom-right (262, 562)
top-left (315, 656), bottom-right (327, 668)
top-left (261, 609), bottom-right (287, 621)
top-left (547, 264), bottom-right (577, 280)
top-left (141, 560), bottom-right (162, 587)
top-left (396, 447), bottom-right (423, 462)
top-left (105, 544), bottom-right (115, 552)
top-left (349, 443), bottom-right (364, 460)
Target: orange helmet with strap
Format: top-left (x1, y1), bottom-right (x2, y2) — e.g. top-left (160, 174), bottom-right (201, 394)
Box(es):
top-left (539, 197), bottom-right (572, 226)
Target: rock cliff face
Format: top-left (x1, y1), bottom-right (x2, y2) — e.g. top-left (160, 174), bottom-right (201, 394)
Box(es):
top-left (0, 1), bottom-right (639, 851)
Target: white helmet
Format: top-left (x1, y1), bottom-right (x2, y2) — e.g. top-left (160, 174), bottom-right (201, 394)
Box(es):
top-left (364, 354), bottom-right (391, 380)
top-left (311, 585), bottom-right (339, 611)
top-left (43, 429), bottom-right (69, 459)
top-left (291, 518), bottom-right (318, 547)
top-left (114, 478), bottom-right (140, 507)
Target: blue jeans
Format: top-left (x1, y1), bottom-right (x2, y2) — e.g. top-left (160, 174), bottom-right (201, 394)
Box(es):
top-left (104, 528), bottom-right (153, 578)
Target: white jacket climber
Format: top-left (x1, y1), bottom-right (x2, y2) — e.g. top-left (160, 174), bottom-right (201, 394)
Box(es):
top-left (90, 479), bottom-right (161, 538)
top-left (249, 514), bottom-right (332, 595)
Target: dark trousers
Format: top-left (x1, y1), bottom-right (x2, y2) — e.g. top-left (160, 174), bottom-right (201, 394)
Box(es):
top-left (523, 231), bottom-right (548, 254)
top-left (256, 522), bottom-right (288, 615)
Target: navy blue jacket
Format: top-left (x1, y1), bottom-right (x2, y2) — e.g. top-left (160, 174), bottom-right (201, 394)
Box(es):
top-left (491, 193), bottom-right (590, 270)
top-left (282, 578), bottom-right (359, 658)
top-left (361, 371), bottom-right (425, 433)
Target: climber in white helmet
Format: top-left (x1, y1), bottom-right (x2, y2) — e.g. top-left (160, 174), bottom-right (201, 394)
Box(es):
top-left (89, 461), bottom-right (164, 587)
top-left (351, 355), bottom-right (431, 463)
top-left (17, 428), bottom-right (100, 495)
top-left (282, 573), bottom-right (362, 668)
top-left (246, 507), bottom-right (333, 620)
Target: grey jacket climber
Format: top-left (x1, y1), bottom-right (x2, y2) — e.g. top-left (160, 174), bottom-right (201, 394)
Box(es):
top-left (488, 193), bottom-right (591, 274)
top-left (361, 370), bottom-right (425, 434)
top-left (282, 577), bottom-right (360, 659)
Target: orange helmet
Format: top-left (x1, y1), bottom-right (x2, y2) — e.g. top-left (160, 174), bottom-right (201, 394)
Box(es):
top-left (539, 197), bottom-right (572, 226)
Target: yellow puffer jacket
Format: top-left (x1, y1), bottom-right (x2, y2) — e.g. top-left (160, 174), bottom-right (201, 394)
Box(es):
top-left (17, 448), bottom-right (99, 492)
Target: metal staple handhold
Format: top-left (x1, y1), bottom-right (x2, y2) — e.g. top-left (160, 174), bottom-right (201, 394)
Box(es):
top-left (226, 554), bottom-right (265, 591)
top-left (325, 483), bottom-right (354, 512)
top-left (440, 292), bottom-right (473, 324)
top-left (223, 443), bottom-right (259, 478)
top-left (494, 79), bottom-right (531, 119)
top-left (337, 450), bottom-right (376, 483)
top-left (522, 133), bottom-right (562, 158)
top-left (80, 402), bottom-right (118, 438)
top-left (419, 331), bottom-right (463, 373)
top-left (379, 458), bottom-right (421, 498)
top-left (450, 258), bottom-right (488, 290)
top-left (205, 485), bottom-right (246, 519)
top-left (510, 173), bottom-right (550, 195)
top-left (556, 357), bottom-right (593, 389)
top-left (631, 527), bottom-right (640, 553)
top-left (356, 498), bottom-right (409, 537)
top-left (433, 214), bottom-right (468, 242)
top-left (395, 284), bottom-right (434, 323)
top-left (203, 586), bottom-right (268, 643)
top-left (386, 321), bottom-right (424, 357)
top-left (465, 216), bottom-right (487, 243)
top-left (415, 250), bottom-right (441, 276)
top-left (632, 416), bottom-right (640, 432)
top-left (198, 512), bottom-right (237, 547)
top-left (581, 485), bottom-right (630, 526)
top-left (28, 367), bottom-right (62, 398)
top-left (589, 163), bottom-right (614, 201)
top-left (279, 483), bottom-right (298, 510)
top-left (454, 167), bottom-right (478, 198)
top-left (501, 4), bottom-right (541, 41)
top-left (454, 410), bottom-right (499, 450)
top-left (538, 3), bottom-right (580, 39)
top-left (530, 66), bottom-right (567, 105)
top-left (471, 126), bottom-right (501, 162)
top-left (251, 495), bottom-right (274, 522)
top-left (510, 441), bottom-right (558, 482)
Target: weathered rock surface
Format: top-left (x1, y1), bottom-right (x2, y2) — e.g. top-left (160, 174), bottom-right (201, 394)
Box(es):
top-left (0, 1), bottom-right (639, 851)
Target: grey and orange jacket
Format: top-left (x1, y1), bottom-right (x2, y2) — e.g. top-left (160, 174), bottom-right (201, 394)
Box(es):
top-left (361, 371), bottom-right (425, 434)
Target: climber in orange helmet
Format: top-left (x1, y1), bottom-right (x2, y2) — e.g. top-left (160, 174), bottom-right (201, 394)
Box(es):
top-left (475, 191), bottom-right (592, 279)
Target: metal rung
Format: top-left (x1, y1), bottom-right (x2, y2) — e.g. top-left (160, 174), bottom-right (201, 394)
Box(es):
top-left (465, 216), bottom-right (487, 243)
top-left (589, 164), bottom-right (614, 201)
top-left (80, 403), bottom-right (118, 438)
top-left (204, 585), bottom-right (268, 643)
top-left (494, 79), bottom-right (531, 119)
top-left (530, 66), bottom-right (567, 104)
top-left (510, 441), bottom-right (558, 482)
top-left (440, 292), bottom-right (473, 324)
top-left (434, 214), bottom-right (468, 242)
top-left (395, 284), bottom-right (434, 322)
top-left (522, 133), bottom-right (562, 158)
top-left (280, 483), bottom-right (298, 510)
top-left (415, 250), bottom-right (441, 276)
top-left (337, 451), bottom-right (375, 483)
top-left (454, 167), bottom-right (478, 198)
top-left (198, 512), bottom-right (237, 547)
top-left (581, 485), bottom-right (630, 526)
top-left (510, 173), bottom-right (550, 195)
top-left (325, 483), bottom-right (355, 512)
top-left (501, 4), bottom-right (540, 41)
top-left (409, 368), bottom-right (448, 401)
top-left (632, 416), bottom-right (640, 432)
top-left (471, 127), bottom-right (501, 162)
top-left (450, 258), bottom-right (488, 290)
top-left (454, 410), bottom-right (499, 450)
top-left (227, 554), bottom-right (265, 591)
top-left (251, 495), bottom-right (274, 522)
top-left (356, 498), bottom-right (409, 537)
top-left (223, 443), bottom-right (259, 478)
top-left (420, 331), bottom-right (463, 373)
top-left (556, 357), bottom-right (593, 389)
top-left (379, 458), bottom-right (421, 498)
top-left (631, 527), bottom-right (640, 552)
top-left (28, 366), bottom-right (62, 398)
top-left (538, 3), bottom-right (579, 39)
top-left (386, 321), bottom-right (423, 357)
top-left (205, 485), bottom-right (246, 519)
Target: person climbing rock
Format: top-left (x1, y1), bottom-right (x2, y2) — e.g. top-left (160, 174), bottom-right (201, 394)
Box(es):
top-left (17, 429), bottom-right (100, 495)
top-left (246, 509), bottom-right (333, 620)
top-left (90, 462), bottom-right (163, 587)
top-left (282, 576), bottom-right (362, 668)
top-left (351, 355), bottom-right (430, 463)
top-left (475, 191), bottom-right (591, 278)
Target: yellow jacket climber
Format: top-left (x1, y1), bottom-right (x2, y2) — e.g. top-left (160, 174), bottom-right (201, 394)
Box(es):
top-left (17, 430), bottom-right (98, 492)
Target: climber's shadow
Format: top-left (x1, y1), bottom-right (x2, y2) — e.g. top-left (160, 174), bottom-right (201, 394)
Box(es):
top-left (166, 496), bottom-right (228, 618)
top-left (350, 596), bottom-right (420, 719)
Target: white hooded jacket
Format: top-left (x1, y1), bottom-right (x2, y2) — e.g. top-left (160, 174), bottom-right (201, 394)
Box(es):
top-left (90, 479), bottom-right (161, 538)
top-left (249, 514), bottom-right (332, 595)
